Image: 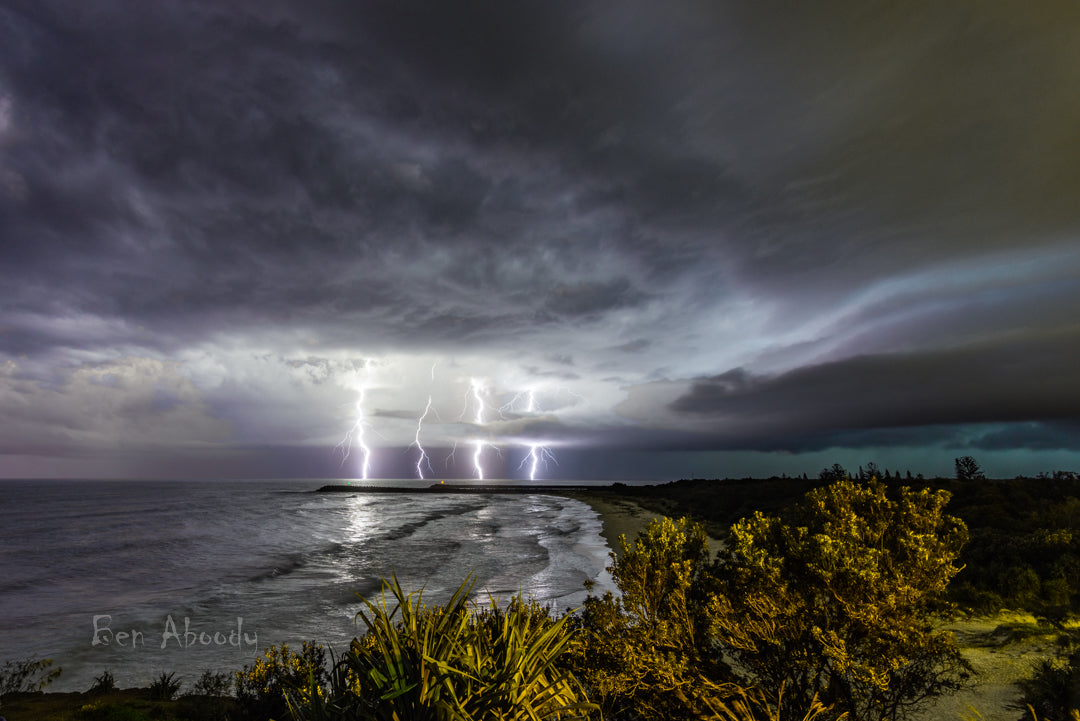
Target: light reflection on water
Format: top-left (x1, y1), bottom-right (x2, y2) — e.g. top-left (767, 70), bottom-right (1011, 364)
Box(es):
top-left (0, 479), bottom-right (616, 691)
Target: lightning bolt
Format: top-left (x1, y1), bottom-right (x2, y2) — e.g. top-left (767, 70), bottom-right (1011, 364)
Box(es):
top-left (470, 378), bottom-right (488, 480)
top-left (456, 378), bottom-right (502, 480)
top-left (408, 363), bottom-right (441, 480)
top-left (498, 392), bottom-right (527, 416)
top-left (411, 395), bottom-right (435, 479)
top-left (521, 444), bottom-right (558, 481)
top-left (445, 440), bottom-right (458, 470)
top-left (472, 444), bottom-right (485, 480)
top-left (338, 385), bottom-right (372, 480)
top-left (517, 387), bottom-right (558, 481)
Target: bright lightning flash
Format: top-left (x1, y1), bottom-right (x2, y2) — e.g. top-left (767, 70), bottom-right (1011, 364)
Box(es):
top-left (470, 379), bottom-right (489, 480)
top-left (517, 388), bottom-right (558, 481)
top-left (521, 444), bottom-right (558, 481)
top-left (412, 395), bottom-right (435, 479)
top-left (338, 385), bottom-right (372, 480)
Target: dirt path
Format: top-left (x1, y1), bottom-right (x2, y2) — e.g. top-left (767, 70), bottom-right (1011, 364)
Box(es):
top-left (916, 614), bottom-right (1067, 720)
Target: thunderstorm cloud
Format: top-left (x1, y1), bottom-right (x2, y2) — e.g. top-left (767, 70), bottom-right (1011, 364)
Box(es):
top-left (1, 0), bottom-right (1079, 479)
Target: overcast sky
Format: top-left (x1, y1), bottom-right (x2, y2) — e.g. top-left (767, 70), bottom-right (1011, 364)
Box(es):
top-left (2, 0), bottom-right (1079, 481)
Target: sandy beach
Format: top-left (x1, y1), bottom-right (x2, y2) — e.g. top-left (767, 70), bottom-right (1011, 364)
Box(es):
top-left (566, 492), bottom-right (667, 561)
top-left (566, 492), bottom-right (726, 561)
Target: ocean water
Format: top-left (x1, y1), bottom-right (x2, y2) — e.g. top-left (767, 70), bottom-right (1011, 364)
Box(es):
top-left (0, 479), bottom-right (619, 691)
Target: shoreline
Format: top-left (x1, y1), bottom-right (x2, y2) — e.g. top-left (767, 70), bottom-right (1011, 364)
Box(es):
top-left (316, 484), bottom-right (722, 561)
top-left (563, 492), bottom-right (667, 561)
top-left (564, 491), bottom-right (725, 560)
top-left (315, 483), bottom-right (671, 560)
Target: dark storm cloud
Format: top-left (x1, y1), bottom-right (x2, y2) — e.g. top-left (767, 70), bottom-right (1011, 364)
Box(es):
top-left (543, 279), bottom-right (646, 318)
top-left (4, 0), bottom-right (1078, 346)
top-left (968, 421), bottom-right (1080, 453)
top-left (3, 0), bottom-right (1080, 475)
top-left (0, 0), bottom-right (662, 355)
top-left (668, 330), bottom-right (1080, 451)
top-left (495, 410), bottom-right (966, 456)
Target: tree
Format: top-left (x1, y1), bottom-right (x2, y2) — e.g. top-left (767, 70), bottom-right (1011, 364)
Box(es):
top-left (955, 456), bottom-right (986, 481)
top-left (819, 463), bottom-right (847, 482)
top-left (706, 479), bottom-right (971, 721)
top-left (568, 517), bottom-right (723, 720)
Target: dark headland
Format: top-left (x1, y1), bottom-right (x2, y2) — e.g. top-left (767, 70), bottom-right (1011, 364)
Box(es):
top-left (317, 483), bottom-right (595, 494)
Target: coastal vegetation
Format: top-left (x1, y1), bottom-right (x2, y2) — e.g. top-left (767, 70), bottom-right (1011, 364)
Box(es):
top-left (5, 465), bottom-right (1080, 720)
top-left (605, 465), bottom-right (1080, 616)
top-left (564, 480), bottom-right (969, 720)
top-left (0, 657), bottom-right (61, 695)
top-left (289, 574), bottom-right (595, 720)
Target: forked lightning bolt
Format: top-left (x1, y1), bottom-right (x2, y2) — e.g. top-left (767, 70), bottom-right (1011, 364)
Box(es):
top-left (411, 395), bottom-right (435, 479)
top-left (408, 363), bottom-right (440, 480)
top-left (338, 385), bottom-right (372, 480)
top-left (515, 388), bottom-right (557, 481)
top-left (332, 365), bottom-right (570, 481)
top-left (521, 444), bottom-right (558, 482)
top-left (470, 379), bottom-right (488, 480)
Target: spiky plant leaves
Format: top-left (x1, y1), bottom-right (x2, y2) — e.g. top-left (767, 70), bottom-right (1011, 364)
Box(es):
top-left (313, 574), bottom-right (597, 721)
top-left (704, 684), bottom-right (846, 721)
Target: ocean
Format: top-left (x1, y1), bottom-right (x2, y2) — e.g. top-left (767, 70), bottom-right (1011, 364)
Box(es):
top-left (0, 479), bottom-right (620, 691)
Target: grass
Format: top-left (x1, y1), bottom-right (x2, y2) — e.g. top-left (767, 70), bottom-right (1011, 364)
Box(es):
top-left (0, 687), bottom-right (236, 721)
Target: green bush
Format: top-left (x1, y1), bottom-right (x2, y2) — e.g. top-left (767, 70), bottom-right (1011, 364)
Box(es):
top-left (709, 480), bottom-right (970, 721)
top-left (148, 671), bottom-right (182, 701)
top-left (0, 657), bottom-right (62, 694)
top-left (176, 669), bottom-right (236, 721)
top-left (566, 516), bottom-right (723, 719)
top-left (235, 641), bottom-right (327, 721)
top-left (1017, 649), bottom-right (1080, 721)
top-left (288, 574), bottom-right (596, 721)
top-left (571, 480), bottom-right (971, 721)
top-left (88, 670), bottom-right (116, 695)
top-left (188, 668), bottom-right (233, 697)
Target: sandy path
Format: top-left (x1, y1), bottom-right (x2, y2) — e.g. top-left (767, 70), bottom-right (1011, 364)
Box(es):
top-left (916, 615), bottom-right (1063, 720)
